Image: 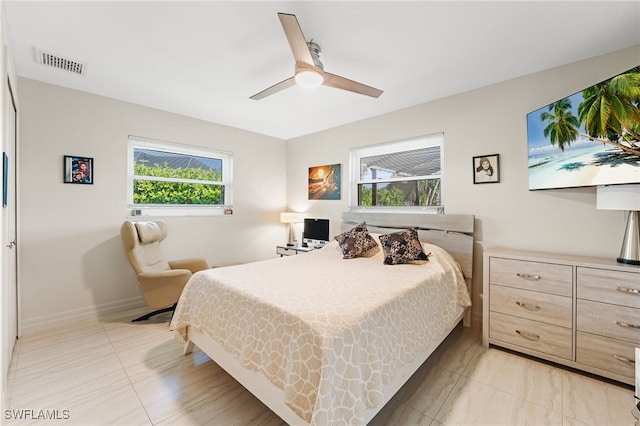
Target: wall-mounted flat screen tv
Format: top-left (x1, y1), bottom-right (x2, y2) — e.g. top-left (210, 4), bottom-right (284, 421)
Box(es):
top-left (527, 66), bottom-right (639, 190)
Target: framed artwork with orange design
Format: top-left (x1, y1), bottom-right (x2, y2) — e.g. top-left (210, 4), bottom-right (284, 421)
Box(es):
top-left (308, 164), bottom-right (340, 200)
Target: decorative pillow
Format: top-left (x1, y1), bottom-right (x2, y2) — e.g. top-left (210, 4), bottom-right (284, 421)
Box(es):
top-left (378, 228), bottom-right (429, 265)
top-left (334, 222), bottom-right (379, 259)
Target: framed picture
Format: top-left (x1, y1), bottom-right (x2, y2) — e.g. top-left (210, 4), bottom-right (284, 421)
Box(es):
top-left (473, 154), bottom-right (500, 184)
top-left (2, 152), bottom-right (7, 207)
top-left (308, 163), bottom-right (341, 200)
top-left (63, 155), bottom-right (93, 184)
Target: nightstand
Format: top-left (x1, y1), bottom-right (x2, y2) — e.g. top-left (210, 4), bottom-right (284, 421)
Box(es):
top-left (276, 245), bottom-right (314, 257)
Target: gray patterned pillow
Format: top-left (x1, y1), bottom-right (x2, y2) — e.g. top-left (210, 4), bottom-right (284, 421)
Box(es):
top-left (334, 222), bottom-right (378, 259)
top-left (378, 228), bottom-right (428, 265)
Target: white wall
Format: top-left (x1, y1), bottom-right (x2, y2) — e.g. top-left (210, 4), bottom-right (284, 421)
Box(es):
top-left (17, 78), bottom-right (287, 332)
top-left (285, 45), bottom-right (640, 324)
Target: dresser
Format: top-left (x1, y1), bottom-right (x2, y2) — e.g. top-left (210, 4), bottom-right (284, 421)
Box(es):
top-left (483, 248), bottom-right (640, 385)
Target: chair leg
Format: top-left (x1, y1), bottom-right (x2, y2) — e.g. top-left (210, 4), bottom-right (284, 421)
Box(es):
top-left (131, 303), bottom-right (177, 322)
top-left (170, 302), bottom-right (178, 321)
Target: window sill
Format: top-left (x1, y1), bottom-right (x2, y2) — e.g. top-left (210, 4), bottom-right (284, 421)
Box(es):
top-left (349, 206), bottom-right (443, 214)
top-left (126, 206), bottom-right (234, 218)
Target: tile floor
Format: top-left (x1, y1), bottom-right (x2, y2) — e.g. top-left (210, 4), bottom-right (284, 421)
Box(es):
top-left (5, 306), bottom-right (636, 426)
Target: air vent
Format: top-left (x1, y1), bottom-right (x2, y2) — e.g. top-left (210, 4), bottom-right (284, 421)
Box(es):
top-left (35, 48), bottom-right (88, 76)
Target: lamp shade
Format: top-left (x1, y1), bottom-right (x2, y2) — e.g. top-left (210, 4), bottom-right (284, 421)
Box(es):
top-left (597, 184), bottom-right (640, 265)
top-left (596, 184), bottom-right (640, 211)
top-left (280, 212), bottom-right (304, 223)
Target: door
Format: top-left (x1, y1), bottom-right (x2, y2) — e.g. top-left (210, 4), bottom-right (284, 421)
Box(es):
top-left (4, 77), bottom-right (17, 368)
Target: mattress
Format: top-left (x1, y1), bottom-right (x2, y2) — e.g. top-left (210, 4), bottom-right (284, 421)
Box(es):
top-left (170, 240), bottom-right (471, 425)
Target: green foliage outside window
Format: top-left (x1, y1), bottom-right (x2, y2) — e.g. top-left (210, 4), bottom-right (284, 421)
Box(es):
top-left (359, 179), bottom-right (440, 207)
top-left (133, 163), bottom-right (224, 205)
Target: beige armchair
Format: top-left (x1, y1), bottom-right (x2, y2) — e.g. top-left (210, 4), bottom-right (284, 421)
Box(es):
top-left (120, 220), bottom-right (209, 322)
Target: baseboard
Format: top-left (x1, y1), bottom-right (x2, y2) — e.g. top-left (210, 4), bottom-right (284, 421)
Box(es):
top-left (471, 310), bottom-right (482, 328)
top-left (20, 297), bottom-right (145, 335)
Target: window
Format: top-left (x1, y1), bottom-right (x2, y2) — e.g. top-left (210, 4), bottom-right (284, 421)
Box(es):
top-left (128, 137), bottom-right (232, 214)
top-left (349, 133), bottom-right (443, 210)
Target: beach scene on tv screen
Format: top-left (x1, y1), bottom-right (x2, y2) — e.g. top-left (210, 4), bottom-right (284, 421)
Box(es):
top-left (527, 66), bottom-right (639, 190)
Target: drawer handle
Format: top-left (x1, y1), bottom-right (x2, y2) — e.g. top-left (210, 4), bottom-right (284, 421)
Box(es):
top-left (515, 330), bottom-right (540, 341)
top-left (515, 301), bottom-right (541, 311)
top-left (613, 355), bottom-right (635, 365)
top-left (516, 273), bottom-right (541, 280)
top-left (615, 320), bottom-right (640, 329)
top-left (616, 286), bottom-right (640, 295)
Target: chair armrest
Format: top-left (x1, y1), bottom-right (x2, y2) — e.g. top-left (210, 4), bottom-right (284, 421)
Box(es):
top-left (138, 269), bottom-right (192, 281)
top-left (169, 258), bottom-right (209, 273)
top-left (137, 269), bottom-right (193, 309)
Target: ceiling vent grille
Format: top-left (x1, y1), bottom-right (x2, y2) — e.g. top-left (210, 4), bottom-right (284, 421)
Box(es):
top-left (35, 48), bottom-right (88, 76)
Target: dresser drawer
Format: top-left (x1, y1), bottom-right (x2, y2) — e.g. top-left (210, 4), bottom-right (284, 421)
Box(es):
top-left (490, 285), bottom-right (572, 328)
top-left (577, 267), bottom-right (640, 308)
top-left (576, 332), bottom-right (636, 379)
top-left (577, 299), bottom-right (640, 344)
top-left (489, 312), bottom-right (572, 359)
top-left (489, 258), bottom-right (572, 296)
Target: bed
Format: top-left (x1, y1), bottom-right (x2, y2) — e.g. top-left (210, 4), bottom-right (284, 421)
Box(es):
top-left (170, 211), bottom-right (474, 425)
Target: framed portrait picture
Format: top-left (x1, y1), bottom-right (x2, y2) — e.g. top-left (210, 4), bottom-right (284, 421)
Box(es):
top-left (308, 163), bottom-right (341, 200)
top-left (63, 155), bottom-right (93, 184)
top-left (473, 154), bottom-right (500, 184)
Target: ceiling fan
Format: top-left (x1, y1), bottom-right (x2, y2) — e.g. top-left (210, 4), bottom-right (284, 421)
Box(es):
top-left (250, 13), bottom-right (383, 100)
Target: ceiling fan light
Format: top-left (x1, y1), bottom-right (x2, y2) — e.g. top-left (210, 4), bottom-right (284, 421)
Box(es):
top-left (295, 70), bottom-right (323, 88)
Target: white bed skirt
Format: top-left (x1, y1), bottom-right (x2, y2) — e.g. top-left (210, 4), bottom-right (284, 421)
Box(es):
top-left (184, 311), bottom-right (465, 425)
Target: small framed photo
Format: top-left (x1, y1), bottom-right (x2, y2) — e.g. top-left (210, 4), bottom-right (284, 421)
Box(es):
top-left (473, 154), bottom-right (500, 184)
top-left (63, 155), bottom-right (93, 184)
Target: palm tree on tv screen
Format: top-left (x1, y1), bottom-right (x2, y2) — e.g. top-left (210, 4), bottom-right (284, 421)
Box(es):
top-left (541, 97), bottom-right (580, 152)
top-left (541, 67), bottom-right (640, 157)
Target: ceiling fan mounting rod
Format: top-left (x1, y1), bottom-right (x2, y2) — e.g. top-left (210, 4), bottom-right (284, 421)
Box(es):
top-left (306, 40), bottom-right (323, 70)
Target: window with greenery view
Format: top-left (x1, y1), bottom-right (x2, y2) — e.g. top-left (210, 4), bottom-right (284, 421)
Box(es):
top-left (350, 134), bottom-right (443, 209)
top-left (128, 138), bottom-right (232, 208)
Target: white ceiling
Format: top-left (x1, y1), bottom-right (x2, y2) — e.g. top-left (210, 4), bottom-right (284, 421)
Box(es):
top-left (4, 1), bottom-right (639, 140)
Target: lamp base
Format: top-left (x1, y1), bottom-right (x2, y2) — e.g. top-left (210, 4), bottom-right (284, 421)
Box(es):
top-left (616, 257), bottom-right (640, 266)
top-left (617, 210), bottom-right (640, 265)
top-left (286, 223), bottom-right (296, 247)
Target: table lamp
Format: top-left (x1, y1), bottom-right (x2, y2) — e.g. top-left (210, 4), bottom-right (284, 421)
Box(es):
top-left (280, 212), bottom-right (304, 247)
top-left (596, 184), bottom-right (640, 265)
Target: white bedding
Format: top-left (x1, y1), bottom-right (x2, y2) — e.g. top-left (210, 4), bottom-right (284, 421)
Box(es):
top-left (170, 240), bottom-right (471, 425)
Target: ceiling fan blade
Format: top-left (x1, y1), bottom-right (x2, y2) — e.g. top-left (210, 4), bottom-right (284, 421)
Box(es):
top-left (250, 76), bottom-right (296, 100)
top-left (322, 72), bottom-right (383, 98)
top-left (278, 13), bottom-right (314, 68)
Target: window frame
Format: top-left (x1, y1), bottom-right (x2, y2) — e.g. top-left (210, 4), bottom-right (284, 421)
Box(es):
top-left (127, 136), bottom-right (233, 216)
top-left (349, 133), bottom-right (444, 212)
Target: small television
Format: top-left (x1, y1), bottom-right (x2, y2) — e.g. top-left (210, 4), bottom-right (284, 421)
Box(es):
top-left (303, 218), bottom-right (330, 247)
top-left (526, 66), bottom-right (639, 190)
